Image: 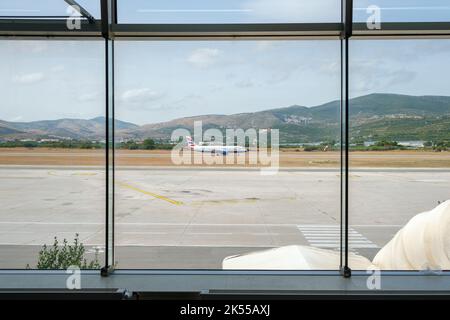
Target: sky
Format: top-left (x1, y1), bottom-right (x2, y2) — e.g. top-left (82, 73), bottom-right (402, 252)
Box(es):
top-left (1, 1), bottom-right (450, 125)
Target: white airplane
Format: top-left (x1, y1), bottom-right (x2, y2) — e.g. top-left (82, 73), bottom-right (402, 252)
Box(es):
top-left (186, 136), bottom-right (248, 155)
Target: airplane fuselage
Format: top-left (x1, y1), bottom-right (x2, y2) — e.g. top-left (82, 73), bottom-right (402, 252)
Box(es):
top-left (190, 145), bottom-right (247, 155)
top-left (186, 136), bottom-right (247, 155)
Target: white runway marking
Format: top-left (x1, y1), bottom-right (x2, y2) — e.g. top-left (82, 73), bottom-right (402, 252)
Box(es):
top-left (188, 232), bottom-right (233, 235)
top-left (0, 221), bottom-right (402, 228)
top-left (122, 232), bottom-right (168, 235)
top-left (297, 225), bottom-right (379, 250)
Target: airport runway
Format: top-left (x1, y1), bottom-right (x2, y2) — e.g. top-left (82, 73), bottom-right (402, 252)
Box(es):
top-left (0, 166), bottom-right (449, 269)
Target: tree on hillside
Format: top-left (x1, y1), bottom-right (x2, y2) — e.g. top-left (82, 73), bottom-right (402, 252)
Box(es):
top-left (375, 140), bottom-right (399, 147)
top-left (79, 141), bottom-right (94, 149)
top-left (121, 140), bottom-right (139, 150)
top-left (142, 138), bottom-right (156, 150)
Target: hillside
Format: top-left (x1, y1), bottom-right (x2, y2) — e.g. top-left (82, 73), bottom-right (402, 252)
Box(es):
top-left (0, 117), bottom-right (138, 140)
top-left (1, 93), bottom-right (450, 143)
top-left (131, 93), bottom-right (450, 143)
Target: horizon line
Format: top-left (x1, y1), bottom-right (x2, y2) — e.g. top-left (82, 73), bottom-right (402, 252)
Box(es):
top-left (2, 92), bottom-right (450, 125)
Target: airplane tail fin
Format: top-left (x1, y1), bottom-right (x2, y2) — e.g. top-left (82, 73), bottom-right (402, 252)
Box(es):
top-left (186, 136), bottom-right (195, 148)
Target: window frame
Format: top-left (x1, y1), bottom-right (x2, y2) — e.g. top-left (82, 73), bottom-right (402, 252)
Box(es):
top-left (1, 0), bottom-right (450, 294)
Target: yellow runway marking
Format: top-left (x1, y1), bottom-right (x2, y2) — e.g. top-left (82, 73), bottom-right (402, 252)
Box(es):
top-left (191, 196), bottom-right (295, 206)
top-left (48, 171), bottom-right (98, 177)
top-left (72, 172), bottom-right (98, 176)
top-left (118, 181), bottom-right (183, 206)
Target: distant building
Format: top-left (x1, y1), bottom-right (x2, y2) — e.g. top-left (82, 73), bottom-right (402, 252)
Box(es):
top-left (398, 141), bottom-right (425, 148)
top-left (39, 139), bottom-right (60, 143)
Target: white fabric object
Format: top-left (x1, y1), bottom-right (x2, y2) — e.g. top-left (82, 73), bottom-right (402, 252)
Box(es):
top-left (223, 201), bottom-right (450, 271)
top-left (222, 245), bottom-right (373, 270)
top-left (373, 200), bottom-right (450, 270)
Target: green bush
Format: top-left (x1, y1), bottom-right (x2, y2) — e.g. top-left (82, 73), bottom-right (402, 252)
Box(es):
top-left (35, 234), bottom-right (101, 270)
top-left (374, 140), bottom-right (399, 147)
top-left (142, 138), bottom-right (156, 150)
top-left (303, 145), bottom-right (321, 152)
top-left (432, 141), bottom-right (450, 152)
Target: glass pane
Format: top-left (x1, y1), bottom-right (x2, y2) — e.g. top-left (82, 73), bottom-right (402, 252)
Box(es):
top-left (354, 0), bottom-right (450, 23)
top-left (349, 39), bottom-right (450, 271)
top-left (117, 0), bottom-right (341, 24)
top-left (0, 40), bottom-right (105, 269)
top-left (114, 40), bottom-right (341, 269)
top-left (0, 0), bottom-right (100, 18)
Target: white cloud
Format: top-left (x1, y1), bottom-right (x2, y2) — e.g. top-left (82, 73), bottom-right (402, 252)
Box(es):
top-left (12, 72), bottom-right (44, 84)
top-left (187, 48), bottom-right (221, 68)
top-left (77, 92), bottom-right (100, 102)
top-left (320, 61), bottom-right (340, 74)
top-left (8, 41), bottom-right (48, 54)
top-left (255, 41), bottom-right (275, 52)
top-left (160, 94), bottom-right (204, 111)
top-left (120, 88), bottom-right (163, 104)
top-left (28, 42), bottom-right (48, 53)
top-left (235, 79), bottom-right (255, 88)
top-left (350, 59), bottom-right (417, 94)
top-left (8, 116), bottom-right (23, 122)
top-left (263, 61), bottom-right (302, 84)
top-left (51, 65), bottom-right (65, 73)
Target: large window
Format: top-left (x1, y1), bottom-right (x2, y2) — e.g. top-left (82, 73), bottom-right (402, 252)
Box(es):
top-left (349, 39), bottom-right (450, 270)
top-left (0, 40), bottom-right (105, 269)
top-left (117, 0), bottom-right (341, 24)
top-left (1, 1), bottom-right (450, 294)
top-left (114, 40), bottom-right (342, 269)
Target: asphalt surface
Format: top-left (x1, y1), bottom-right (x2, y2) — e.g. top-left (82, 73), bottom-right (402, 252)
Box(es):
top-left (0, 166), bottom-right (449, 269)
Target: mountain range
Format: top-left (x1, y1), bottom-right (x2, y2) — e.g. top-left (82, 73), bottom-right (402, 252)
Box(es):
top-left (2, 93), bottom-right (450, 143)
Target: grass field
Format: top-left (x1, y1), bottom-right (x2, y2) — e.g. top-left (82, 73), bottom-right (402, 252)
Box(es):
top-left (0, 148), bottom-right (450, 167)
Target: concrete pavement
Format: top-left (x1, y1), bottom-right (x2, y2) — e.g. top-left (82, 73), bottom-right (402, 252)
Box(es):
top-left (0, 166), bottom-right (448, 269)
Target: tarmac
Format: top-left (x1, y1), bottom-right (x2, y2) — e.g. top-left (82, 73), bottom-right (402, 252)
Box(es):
top-left (0, 165), bottom-right (449, 269)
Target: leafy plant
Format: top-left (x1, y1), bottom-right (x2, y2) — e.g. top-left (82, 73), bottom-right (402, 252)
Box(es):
top-left (36, 234), bottom-right (101, 270)
top-left (142, 138), bottom-right (156, 150)
top-left (374, 140), bottom-right (399, 147)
